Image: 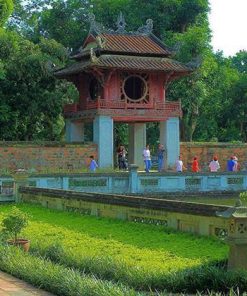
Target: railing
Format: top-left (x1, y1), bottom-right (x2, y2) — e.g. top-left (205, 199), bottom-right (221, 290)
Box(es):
top-left (64, 99), bottom-right (181, 113)
top-left (1, 171), bottom-right (247, 203)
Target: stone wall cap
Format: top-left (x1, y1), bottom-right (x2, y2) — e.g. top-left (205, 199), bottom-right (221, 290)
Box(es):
top-left (216, 200), bottom-right (247, 218)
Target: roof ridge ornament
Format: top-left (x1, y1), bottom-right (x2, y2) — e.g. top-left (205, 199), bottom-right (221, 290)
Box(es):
top-left (136, 19), bottom-right (153, 35)
top-left (116, 12), bottom-right (126, 33)
top-left (88, 13), bottom-right (154, 36)
top-left (88, 13), bottom-right (106, 34)
top-left (90, 48), bottom-right (98, 63)
top-left (96, 36), bottom-right (107, 49)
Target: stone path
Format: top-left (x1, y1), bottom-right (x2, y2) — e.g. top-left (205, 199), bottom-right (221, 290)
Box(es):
top-left (0, 271), bottom-right (54, 296)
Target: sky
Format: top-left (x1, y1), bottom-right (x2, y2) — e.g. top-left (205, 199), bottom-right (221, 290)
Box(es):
top-left (208, 0), bottom-right (247, 57)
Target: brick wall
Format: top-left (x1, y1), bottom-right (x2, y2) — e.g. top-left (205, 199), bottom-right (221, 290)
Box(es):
top-left (180, 142), bottom-right (247, 172)
top-left (0, 141), bottom-right (246, 173)
top-left (0, 142), bottom-right (97, 173)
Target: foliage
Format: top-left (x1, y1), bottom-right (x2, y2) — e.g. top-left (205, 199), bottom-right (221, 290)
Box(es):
top-left (184, 51), bottom-right (244, 142)
top-left (227, 73), bottom-right (247, 142)
top-left (0, 0), bottom-right (13, 27)
top-left (0, 29), bottom-right (78, 140)
top-left (1, 206), bottom-right (29, 241)
top-left (0, 245), bottom-right (138, 296)
top-left (230, 50), bottom-right (247, 73)
top-left (240, 192), bottom-right (247, 203)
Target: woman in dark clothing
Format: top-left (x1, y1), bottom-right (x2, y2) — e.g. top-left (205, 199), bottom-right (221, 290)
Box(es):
top-left (117, 145), bottom-right (127, 170)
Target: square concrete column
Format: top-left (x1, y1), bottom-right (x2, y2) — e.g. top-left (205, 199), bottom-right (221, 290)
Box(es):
top-left (160, 117), bottom-right (180, 169)
top-left (93, 115), bottom-right (113, 168)
top-left (65, 120), bottom-right (84, 142)
top-left (128, 123), bottom-right (146, 169)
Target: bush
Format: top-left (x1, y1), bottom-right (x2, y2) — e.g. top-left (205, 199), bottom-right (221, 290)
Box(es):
top-left (1, 207), bottom-right (29, 242)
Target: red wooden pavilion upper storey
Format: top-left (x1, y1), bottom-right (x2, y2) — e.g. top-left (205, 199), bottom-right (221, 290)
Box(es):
top-left (55, 13), bottom-right (193, 122)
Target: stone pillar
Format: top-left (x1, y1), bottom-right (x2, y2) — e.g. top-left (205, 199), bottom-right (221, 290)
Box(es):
top-left (217, 201), bottom-right (247, 270)
top-left (65, 120), bottom-right (84, 142)
top-left (129, 164), bottom-right (139, 193)
top-left (13, 172), bottom-right (29, 203)
top-left (128, 123), bottom-right (146, 169)
top-left (93, 115), bottom-right (113, 168)
top-left (160, 117), bottom-right (180, 169)
top-left (227, 214), bottom-right (247, 270)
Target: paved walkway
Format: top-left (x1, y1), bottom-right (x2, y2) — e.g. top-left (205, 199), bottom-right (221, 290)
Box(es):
top-left (0, 271), bottom-right (54, 296)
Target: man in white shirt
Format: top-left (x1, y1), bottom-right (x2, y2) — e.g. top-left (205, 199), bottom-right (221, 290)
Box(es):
top-left (142, 144), bottom-right (151, 172)
top-left (175, 155), bottom-right (186, 172)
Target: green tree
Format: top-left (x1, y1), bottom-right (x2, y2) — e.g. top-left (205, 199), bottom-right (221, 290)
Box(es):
top-left (230, 50), bottom-right (247, 73)
top-left (0, 0), bottom-right (13, 27)
top-left (227, 74), bottom-right (247, 141)
top-left (192, 51), bottom-right (241, 142)
top-left (0, 29), bottom-right (78, 140)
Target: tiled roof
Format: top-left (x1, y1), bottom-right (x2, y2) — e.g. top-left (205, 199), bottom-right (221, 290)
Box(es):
top-left (99, 33), bottom-right (172, 55)
top-left (72, 33), bottom-right (172, 60)
top-left (54, 54), bottom-right (192, 77)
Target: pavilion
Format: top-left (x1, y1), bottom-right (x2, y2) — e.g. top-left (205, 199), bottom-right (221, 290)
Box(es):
top-left (55, 13), bottom-right (193, 168)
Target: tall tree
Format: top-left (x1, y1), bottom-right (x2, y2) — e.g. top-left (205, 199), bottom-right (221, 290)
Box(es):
top-left (230, 50), bottom-right (247, 74)
top-left (0, 0), bottom-right (13, 27)
top-left (0, 29), bottom-right (77, 140)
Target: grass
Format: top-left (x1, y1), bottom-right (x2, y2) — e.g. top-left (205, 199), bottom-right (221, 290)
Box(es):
top-left (0, 245), bottom-right (138, 296)
top-left (2, 203), bottom-right (247, 293)
top-left (0, 203), bottom-right (229, 292)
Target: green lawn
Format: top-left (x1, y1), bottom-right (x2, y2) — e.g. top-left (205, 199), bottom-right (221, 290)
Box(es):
top-left (0, 204), bottom-right (234, 296)
top-left (0, 204), bottom-right (227, 268)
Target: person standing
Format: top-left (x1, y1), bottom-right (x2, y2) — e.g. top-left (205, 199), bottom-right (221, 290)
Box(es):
top-left (209, 156), bottom-right (220, 172)
top-left (175, 155), bottom-right (186, 172)
top-left (89, 155), bottom-right (98, 172)
top-left (227, 156), bottom-right (235, 172)
top-left (233, 156), bottom-right (239, 171)
top-left (192, 156), bottom-right (199, 172)
top-left (117, 145), bottom-right (127, 170)
top-left (143, 144), bottom-right (152, 173)
top-left (157, 144), bottom-right (166, 172)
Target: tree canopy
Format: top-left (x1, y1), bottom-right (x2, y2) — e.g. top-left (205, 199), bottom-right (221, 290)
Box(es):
top-left (0, 0), bottom-right (13, 27)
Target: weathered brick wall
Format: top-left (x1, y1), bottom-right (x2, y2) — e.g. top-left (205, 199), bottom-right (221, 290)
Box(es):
top-left (0, 141), bottom-right (246, 173)
top-left (0, 142), bottom-right (97, 173)
top-left (180, 142), bottom-right (247, 172)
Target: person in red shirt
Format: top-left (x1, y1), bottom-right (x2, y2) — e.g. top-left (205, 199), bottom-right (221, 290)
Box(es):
top-left (192, 156), bottom-right (200, 172)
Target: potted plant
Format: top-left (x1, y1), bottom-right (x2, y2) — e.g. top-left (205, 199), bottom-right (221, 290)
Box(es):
top-left (1, 206), bottom-right (30, 252)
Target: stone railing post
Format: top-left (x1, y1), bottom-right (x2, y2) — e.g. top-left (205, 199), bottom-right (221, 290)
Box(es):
top-left (217, 199), bottom-right (247, 270)
top-left (129, 164), bottom-right (139, 194)
top-left (12, 170), bottom-right (29, 203)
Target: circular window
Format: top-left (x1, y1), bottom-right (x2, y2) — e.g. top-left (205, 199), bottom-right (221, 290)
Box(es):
top-left (123, 75), bottom-right (147, 102)
top-left (89, 77), bottom-right (101, 101)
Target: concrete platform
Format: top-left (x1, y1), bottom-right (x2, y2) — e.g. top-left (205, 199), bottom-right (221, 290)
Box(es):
top-left (0, 271), bottom-right (54, 296)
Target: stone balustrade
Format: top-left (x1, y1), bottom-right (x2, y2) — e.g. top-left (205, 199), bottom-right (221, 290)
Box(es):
top-left (0, 169), bottom-right (247, 202)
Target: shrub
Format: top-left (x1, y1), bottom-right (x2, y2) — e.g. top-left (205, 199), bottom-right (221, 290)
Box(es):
top-left (1, 207), bottom-right (29, 242)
